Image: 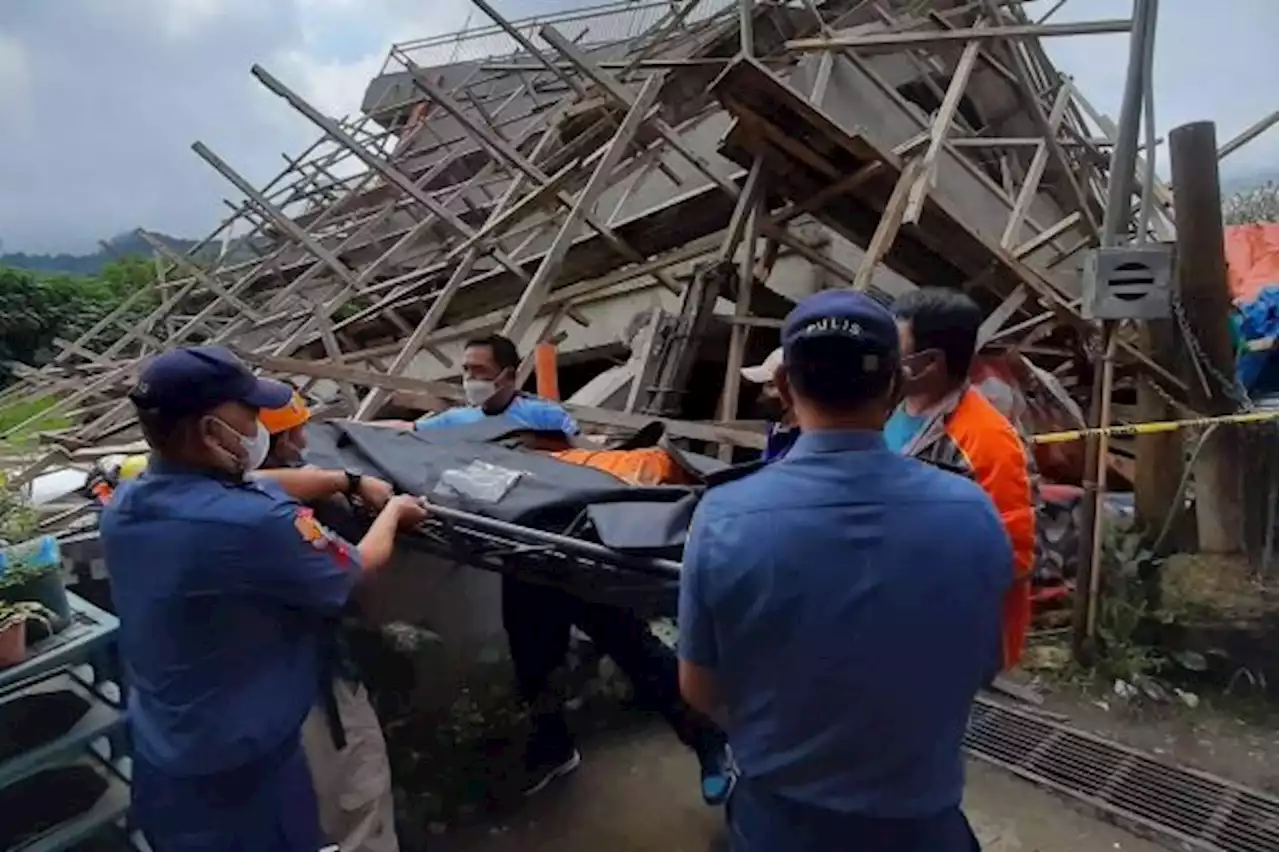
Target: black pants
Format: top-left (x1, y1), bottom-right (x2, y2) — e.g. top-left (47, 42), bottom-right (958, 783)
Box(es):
top-left (502, 575), bottom-right (726, 763)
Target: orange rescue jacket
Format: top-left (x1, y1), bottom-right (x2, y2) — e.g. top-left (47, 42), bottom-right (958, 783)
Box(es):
top-left (898, 386), bottom-right (1036, 670)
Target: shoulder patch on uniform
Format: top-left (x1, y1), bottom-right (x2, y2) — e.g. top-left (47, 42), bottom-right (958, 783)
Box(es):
top-left (293, 507), bottom-right (353, 566)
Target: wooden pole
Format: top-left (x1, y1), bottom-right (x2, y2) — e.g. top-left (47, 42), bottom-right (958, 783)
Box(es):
top-left (1132, 324), bottom-right (1185, 549)
top-left (1168, 120), bottom-right (1245, 554)
top-left (1073, 0), bottom-right (1155, 661)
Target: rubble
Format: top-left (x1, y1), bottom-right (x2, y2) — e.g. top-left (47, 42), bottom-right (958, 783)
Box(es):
top-left (0, 0), bottom-right (1211, 484)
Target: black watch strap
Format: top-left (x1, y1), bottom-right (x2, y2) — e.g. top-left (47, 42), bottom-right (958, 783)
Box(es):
top-left (344, 471), bottom-right (362, 497)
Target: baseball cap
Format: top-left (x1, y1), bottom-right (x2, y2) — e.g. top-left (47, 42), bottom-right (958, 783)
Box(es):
top-left (741, 347), bottom-right (783, 384)
top-left (782, 289), bottom-right (899, 374)
top-left (259, 391), bottom-right (311, 435)
top-left (129, 346), bottom-right (293, 416)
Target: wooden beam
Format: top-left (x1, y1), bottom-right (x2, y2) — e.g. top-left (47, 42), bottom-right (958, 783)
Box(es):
top-left (903, 27), bottom-right (985, 224)
top-left (785, 19), bottom-right (1132, 51)
top-left (502, 75), bottom-right (664, 342)
top-left (237, 351), bottom-right (768, 450)
top-left (854, 157), bottom-right (924, 290)
top-left (250, 65), bottom-right (533, 286)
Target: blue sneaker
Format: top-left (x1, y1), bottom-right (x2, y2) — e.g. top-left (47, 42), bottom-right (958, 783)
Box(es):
top-left (698, 743), bottom-right (736, 806)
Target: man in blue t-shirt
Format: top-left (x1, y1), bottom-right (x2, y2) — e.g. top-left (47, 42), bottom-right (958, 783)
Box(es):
top-left (413, 334), bottom-right (579, 435)
top-left (678, 291), bottom-right (1010, 851)
top-left (406, 335), bottom-right (733, 803)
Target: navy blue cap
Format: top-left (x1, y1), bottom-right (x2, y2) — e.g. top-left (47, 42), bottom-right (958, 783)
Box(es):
top-left (129, 346), bottom-right (292, 416)
top-left (782, 289), bottom-right (900, 374)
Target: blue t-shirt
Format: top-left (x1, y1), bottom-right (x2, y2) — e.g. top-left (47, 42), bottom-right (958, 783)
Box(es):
top-left (101, 462), bottom-right (358, 776)
top-left (678, 430), bottom-right (1010, 817)
top-left (415, 394), bottom-right (579, 435)
top-left (883, 406), bottom-right (929, 453)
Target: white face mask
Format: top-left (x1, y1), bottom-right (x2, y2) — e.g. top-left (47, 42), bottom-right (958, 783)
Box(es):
top-left (210, 417), bottom-right (270, 474)
top-left (463, 378), bottom-right (497, 407)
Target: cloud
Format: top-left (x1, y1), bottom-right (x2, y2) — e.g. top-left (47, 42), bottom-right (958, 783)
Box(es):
top-left (1034, 0), bottom-right (1279, 178)
top-left (0, 0), bottom-right (470, 254)
top-left (0, 0), bottom-right (1275, 254)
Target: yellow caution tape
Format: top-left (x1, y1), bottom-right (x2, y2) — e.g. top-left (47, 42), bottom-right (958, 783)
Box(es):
top-left (1030, 410), bottom-right (1279, 445)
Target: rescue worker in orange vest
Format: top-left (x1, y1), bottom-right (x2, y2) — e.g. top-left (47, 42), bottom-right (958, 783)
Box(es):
top-left (885, 288), bottom-right (1036, 670)
top-left (259, 392), bottom-right (402, 852)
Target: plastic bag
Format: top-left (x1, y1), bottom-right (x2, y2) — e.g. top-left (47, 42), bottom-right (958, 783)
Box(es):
top-left (433, 461), bottom-right (523, 504)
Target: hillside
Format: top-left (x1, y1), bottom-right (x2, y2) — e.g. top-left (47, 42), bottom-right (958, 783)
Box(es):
top-left (0, 232), bottom-right (199, 275)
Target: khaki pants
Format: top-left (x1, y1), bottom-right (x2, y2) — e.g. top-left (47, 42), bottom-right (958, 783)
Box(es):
top-left (301, 681), bottom-right (400, 852)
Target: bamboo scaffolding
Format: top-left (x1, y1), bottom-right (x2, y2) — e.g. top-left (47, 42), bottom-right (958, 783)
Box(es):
top-left (5, 0), bottom-right (1201, 484)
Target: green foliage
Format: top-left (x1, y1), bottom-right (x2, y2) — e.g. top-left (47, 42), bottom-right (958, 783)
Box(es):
top-left (1094, 518), bottom-right (1165, 681)
top-left (0, 600), bottom-right (54, 633)
top-left (0, 258), bottom-right (159, 386)
top-left (0, 484), bottom-right (38, 546)
top-left (1223, 181), bottom-right (1279, 225)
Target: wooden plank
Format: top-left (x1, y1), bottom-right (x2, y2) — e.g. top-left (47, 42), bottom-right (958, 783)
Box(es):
top-left (855, 157), bottom-right (923, 290)
top-left (1000, 83), bottom-right (1073, 249)
top-left (903, 29), bottom-right (985, 224)
top-left (236, 351), bottom-right (768, 450)
top-left (502, 75), bottom-right (664, 342)
top-left (976, 285), bottom-right (1028, 349)
top-left (785, 19), bottom-right (1132, 51)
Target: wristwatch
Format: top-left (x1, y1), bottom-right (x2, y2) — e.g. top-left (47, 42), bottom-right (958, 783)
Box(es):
top-left (343, 471), bottom-right (363, 498)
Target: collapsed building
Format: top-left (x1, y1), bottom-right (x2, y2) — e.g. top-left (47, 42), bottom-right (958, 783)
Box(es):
top-left (2, 0), bottom-right (1190, 471)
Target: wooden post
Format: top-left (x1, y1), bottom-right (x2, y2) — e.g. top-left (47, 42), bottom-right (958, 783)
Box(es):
top-left (1168, 120), bottom-right (1244, 554)
top-left (1132, 323), bottom-right (1185, 549)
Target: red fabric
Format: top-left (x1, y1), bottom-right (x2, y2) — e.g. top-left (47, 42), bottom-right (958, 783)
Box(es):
top-left (1224, 223), bottom-right (1279, 303)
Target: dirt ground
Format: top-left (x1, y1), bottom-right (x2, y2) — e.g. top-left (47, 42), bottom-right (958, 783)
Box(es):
top-left (421, 724), bottom-right (1164, 852)
top-left (1034, 683), bottom-right (1279, 793)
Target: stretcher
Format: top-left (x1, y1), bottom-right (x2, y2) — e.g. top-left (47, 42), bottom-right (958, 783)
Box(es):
top-left (298, 418), bottom-right (723, 619)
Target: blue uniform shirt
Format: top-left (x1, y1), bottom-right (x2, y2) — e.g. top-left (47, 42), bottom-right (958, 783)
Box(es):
top-left (415, 394), bottom-right (579, 435)
top-left (101, 461), bottom-right (359, 777)
top-left (678, 430), bottom-right (1011, 817)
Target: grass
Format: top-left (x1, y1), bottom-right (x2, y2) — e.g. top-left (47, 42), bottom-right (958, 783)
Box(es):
top-left (0, 395), bottom-right (71, 454)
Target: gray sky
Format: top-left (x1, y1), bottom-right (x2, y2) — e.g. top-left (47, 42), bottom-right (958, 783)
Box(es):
top-left (0, 0), bottom-right (1276, 254)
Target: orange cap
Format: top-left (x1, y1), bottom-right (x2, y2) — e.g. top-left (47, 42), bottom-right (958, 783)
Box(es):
top-left (259, 391), bottom-right (310, 435)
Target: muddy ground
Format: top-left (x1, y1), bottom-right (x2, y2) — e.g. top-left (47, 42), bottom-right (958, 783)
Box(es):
top-left (419, 722), bottom-right (1165, 852)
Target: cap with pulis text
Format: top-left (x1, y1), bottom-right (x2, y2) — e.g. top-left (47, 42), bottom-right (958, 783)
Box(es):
top-left (782, 290), bottom-right (900, 374)
top-left (129, 346), bottom-right (293, 416)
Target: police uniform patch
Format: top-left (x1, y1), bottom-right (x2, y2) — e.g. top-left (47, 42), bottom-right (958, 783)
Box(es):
top-left (294, 507), bottom-right (353, 566)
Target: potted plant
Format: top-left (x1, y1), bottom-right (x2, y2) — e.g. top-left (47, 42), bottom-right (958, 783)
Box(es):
top-left (0, 537), bottom-right (70, 637)
top-left (1, 484), bottom-right (69, 635)
top-left (0, 601), bottom-right (54, 668)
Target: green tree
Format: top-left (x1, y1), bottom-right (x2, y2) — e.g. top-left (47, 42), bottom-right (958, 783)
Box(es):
top-left (1223, 181), bottom-right (1279, 225)
top-left (0, 258), bottom-right (158, 385)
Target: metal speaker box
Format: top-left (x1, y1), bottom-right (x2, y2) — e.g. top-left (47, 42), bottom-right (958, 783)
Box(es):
top-left (1081, 243), bottom-right (1174, 320)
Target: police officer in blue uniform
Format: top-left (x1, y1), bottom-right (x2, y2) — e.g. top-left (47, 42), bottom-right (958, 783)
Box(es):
top-left (678, 292), bottom-right (1010, 851)
top-left (101, 347), bottom-right (426, 852)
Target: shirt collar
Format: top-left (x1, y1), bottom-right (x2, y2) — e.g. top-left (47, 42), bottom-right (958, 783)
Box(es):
top-left (787, 429), bottom-right (886, 458)
top-left (147, 457), bottom-right (239, 482)
top-left (900, 383), bottom-right (968, 419)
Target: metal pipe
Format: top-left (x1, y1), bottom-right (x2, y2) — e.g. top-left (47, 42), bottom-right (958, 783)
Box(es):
top-left (1135, 0), bottom-right (1159, 244)
top-left (422, 502), bottom-right (684, 580)
top-left (1099, 0), bottom-right (1151, 247)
